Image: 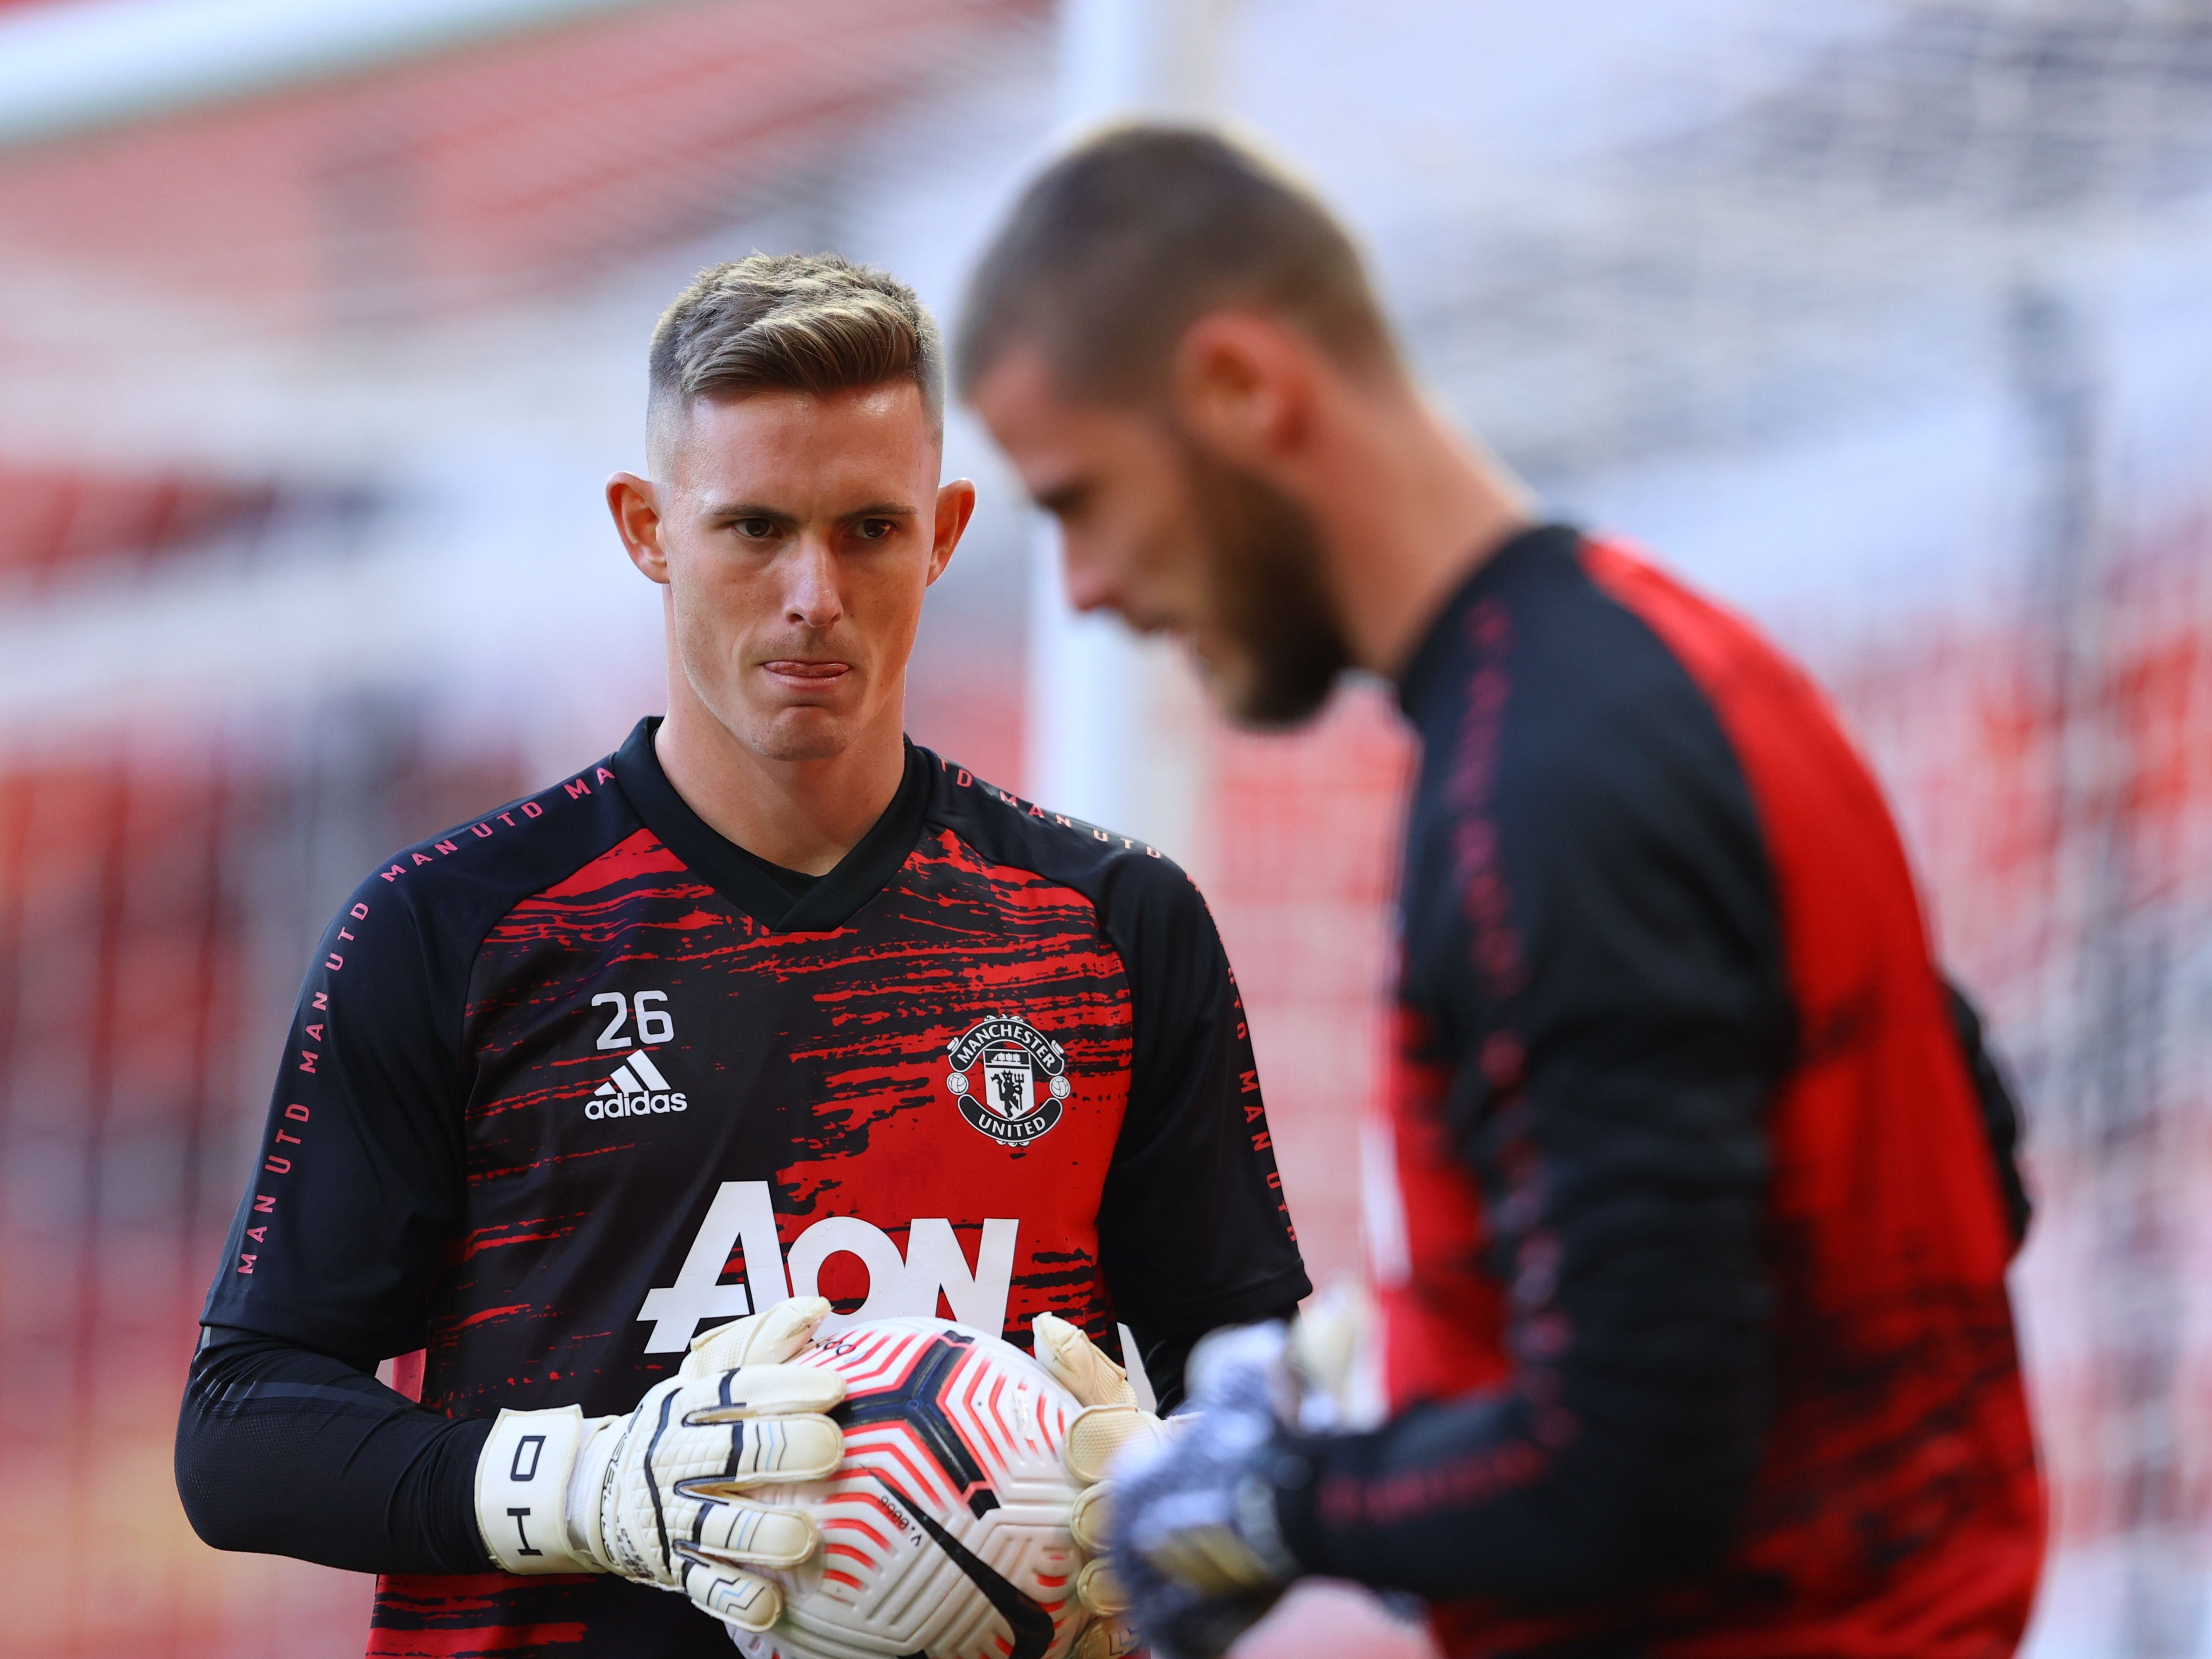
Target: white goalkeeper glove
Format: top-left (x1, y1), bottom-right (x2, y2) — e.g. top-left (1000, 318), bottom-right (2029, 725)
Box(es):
top-left (475, 1296), bottom-right (845, 1633)
top-left (1108, 1322), bottom-right (1304, 1659)
top-left (1031, 1314), bottom-right (1174, 1659)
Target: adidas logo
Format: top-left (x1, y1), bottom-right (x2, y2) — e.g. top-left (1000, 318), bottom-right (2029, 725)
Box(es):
top-left (586, 1049), bottom-right (689, 1120)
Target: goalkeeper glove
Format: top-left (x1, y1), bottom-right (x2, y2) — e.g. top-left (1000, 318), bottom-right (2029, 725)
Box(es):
top-left (475, 1296), bottom-right (844, 1633)
top-left (1031, 1315), bottom-right (1172, 1659)
top-left (1107, 1322), bottom-right (1306, 1659)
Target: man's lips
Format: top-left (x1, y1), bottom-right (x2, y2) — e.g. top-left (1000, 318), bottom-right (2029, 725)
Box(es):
top-left (761, 659), bottom-right (852, 684)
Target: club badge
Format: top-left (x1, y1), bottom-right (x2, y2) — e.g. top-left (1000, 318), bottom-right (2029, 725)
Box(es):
top-left (944, 1016), bottom-right (1071, 1145)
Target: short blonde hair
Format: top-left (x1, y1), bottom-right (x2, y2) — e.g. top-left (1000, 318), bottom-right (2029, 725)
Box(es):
top-left (650, 252), bottom-right (943, 449)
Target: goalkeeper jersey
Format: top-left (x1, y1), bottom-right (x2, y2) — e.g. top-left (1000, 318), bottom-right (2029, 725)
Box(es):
top-left (199, 717), bottom-right (1307, 1658)
top-left (1274, 525), bottom-right (2042, 1656)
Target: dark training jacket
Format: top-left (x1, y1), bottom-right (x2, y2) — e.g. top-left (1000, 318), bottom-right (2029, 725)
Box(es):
top-left (1275, 526), bottom-right (2042, 1658)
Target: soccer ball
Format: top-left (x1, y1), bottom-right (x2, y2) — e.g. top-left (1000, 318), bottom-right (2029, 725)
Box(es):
top-left (730, 1315), bottom-right (1092, 1659)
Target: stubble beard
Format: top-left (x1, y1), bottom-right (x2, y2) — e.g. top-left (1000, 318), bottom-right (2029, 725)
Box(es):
top-left (1178, 437), bottom-right (1353, 729)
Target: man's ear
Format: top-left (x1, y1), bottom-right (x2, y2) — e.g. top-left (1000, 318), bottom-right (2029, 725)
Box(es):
top-left (1169, 311), bottom-right (1313, 467)
top-left (607, 473), bottom-right (668, 585)
top-left (928, 478), bottom-right (978, 586)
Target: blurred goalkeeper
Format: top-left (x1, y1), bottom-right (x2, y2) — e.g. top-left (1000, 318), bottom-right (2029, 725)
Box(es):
top-left (960, 127), bottom-right (2043, 1658)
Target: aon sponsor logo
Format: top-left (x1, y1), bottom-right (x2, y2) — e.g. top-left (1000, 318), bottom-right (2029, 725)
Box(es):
top-left (637, 1180), bottom-right (1018, 1352)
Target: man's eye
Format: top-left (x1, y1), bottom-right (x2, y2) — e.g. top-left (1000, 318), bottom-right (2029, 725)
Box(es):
top-left (735, 519), bottom-right (776, 539)
top-left (855, 519), bottom-right (895, 541)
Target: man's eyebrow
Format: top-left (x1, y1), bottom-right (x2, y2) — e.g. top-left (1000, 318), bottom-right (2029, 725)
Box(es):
top-left (841, 501), bottom-right (921, 518)
top-left (701, 500), bottom-right (797, 525)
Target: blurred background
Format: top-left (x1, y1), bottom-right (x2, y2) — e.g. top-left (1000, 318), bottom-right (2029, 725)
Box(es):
top-left (0, 0), bottom-right (2208, 1654)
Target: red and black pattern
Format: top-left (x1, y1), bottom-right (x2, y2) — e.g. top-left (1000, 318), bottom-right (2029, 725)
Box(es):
top-left (196, 718), bottom-right (1306, 1658)
top-left (1275, 526), bottom-right (2040, 1657)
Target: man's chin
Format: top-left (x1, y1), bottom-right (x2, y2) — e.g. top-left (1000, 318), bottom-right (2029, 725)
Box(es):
top-left (742, 705), bottom-right (865, 765)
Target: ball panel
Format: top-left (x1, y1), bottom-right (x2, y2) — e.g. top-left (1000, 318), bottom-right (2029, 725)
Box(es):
top-left (731, 1317), bottom-right (1090, 1659)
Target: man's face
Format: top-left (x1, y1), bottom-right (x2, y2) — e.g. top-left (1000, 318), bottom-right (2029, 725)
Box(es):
top-left (970, 347), bottom-right (1348, 726)
top-left (615, 382), bottom-right (968, 763)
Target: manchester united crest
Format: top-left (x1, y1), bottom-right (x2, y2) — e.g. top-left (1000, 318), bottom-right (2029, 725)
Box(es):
top-left (945, 1016), bottom-right (1071, 1145)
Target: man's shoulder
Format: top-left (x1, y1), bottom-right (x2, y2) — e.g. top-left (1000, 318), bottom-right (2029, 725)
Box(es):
top-left (341, 750), bottom-right (644, 948)
top-left (914, 748), bottom-right (1205, 919)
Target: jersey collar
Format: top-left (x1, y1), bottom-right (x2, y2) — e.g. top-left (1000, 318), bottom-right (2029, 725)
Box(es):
top-left (611, 717), bottom-right (931, 934)
top-left (1395, 522), bottom-right (1583, 718)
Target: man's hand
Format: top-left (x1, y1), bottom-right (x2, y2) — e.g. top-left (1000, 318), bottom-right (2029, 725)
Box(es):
top-left (1107, 1323), bottom-right (1304, 1659)
top-left (1032, 1315), bottom-right (1170, 1659)
top-left (475, 1297), bottom-right (844, 1633)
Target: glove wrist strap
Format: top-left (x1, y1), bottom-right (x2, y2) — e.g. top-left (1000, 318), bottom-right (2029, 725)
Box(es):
top-left (477, 1405), bottom-right (607, 1574)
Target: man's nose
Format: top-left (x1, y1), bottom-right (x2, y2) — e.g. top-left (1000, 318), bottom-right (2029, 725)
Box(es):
top-left (784, 536), bottom-right (844, 629)
top-left (1061, 547), bottom-right (1125, 620)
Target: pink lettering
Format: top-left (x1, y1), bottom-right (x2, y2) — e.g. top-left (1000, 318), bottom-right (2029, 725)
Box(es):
top-left (312, 992), bottom-right (328, 1011)
top-left (497, 813), bottom-right (516, 827)
top-left (303, 1023), bottom-right (324, 1041)
top-left (253, 1194), bottom-right (275, 1214)
top-left (595, 766), bottom-right (615, 785)
top-left (349, 902), bottom-right (369, 921)
top-left (1239, 1069), bottom-right (1260, 1094)
top-left (955, 769), bottom-right (972, 787)
top-left (521, 801), bottom-right (543, 818)
top-left (285, 1104), bottom-right (309, 1122)
top-left (246, 1225), bottom-right (267, 1244)
top-left (262, 1156), bottom-right (291, 1174)
top-left (324, 953), bottom-right (344, 971)
top-left (236, 1253), bottom-right (256, 1274)
top-left (434, 840), bottom-right (458, 855)
top-left (335, 929), bottom-right (353, 943)
top-left (275, 1129), bottom-right (301, 1146)
top-left (564, 779), bottom-right (591, 799)
top-left (298, 1051), bottom-right (318, 1073)
top-left (1251, 1131), bottom-right (1272, 1152)
top-left (411, 852), bottom-right (433, 867)
top-left (380, 864), bottom-right (404, 881)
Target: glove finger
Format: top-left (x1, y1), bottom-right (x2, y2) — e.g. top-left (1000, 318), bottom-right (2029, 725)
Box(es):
top-left (1064, 1403), bottom-right (1171, 1485)
top-left (681, 1559), bottom-right (783, 1634)
top-left (1070, 1480), bottom-right (1114, 1553)
top-left (669, 1497), bottom-right (818, 1568)
top-left (681, 1364), bottom-right (846, 1420)
top-left (1075, 1555), bottom-right (1129, 1617)
top-left (683, 1298), bottom-right (833, 1377)
top-left (1070, 1616), bottom-right (1141, 1659)
top-left (1033, 1314), bottom-right (1136, 1409)
top-left (674, 1411), bottom-right (844, 1484)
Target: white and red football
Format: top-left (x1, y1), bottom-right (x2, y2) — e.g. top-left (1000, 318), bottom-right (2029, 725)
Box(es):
top-left (730, 1315), bottom-right (1091, 1659)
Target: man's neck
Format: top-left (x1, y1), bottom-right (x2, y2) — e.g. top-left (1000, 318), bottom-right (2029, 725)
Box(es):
top-left (653, 694), bottom-right (907, 878)
top-left (1308, 384), bottom-right (1536, 680)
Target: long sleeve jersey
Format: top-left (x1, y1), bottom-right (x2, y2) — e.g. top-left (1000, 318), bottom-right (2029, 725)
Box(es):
top-left (1273, 526), bottom-right (2042, 1658)
top-left (178, 720), bottom-right (1307, 1658)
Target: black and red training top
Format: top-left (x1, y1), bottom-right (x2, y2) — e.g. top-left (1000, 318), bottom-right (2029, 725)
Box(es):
top-left (181, 719), bottom-right (1307, 1659)
top-left (1273, 526), bottom-right (2042, 1657)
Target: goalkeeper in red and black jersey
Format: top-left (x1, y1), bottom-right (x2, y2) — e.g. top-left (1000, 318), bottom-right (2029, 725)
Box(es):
top-left (961, 127), bottom-right (2042, 1659)
top-left (176, 253), bottom-right (1307, 1659)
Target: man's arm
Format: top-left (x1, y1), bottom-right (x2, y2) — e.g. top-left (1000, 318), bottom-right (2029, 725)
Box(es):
top-left (1092, 855), bottom-right (1311, 1356)
top-left (181, 868), bottom-right (477, 1571)
top-left (1273, 679), bottom-right (1789, 1601)
top-left (177, 1326), bottom-right (492, 1573)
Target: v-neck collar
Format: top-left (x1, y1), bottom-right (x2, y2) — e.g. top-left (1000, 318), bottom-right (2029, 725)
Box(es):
top-left (611, 717), bottom-right (930, 934)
